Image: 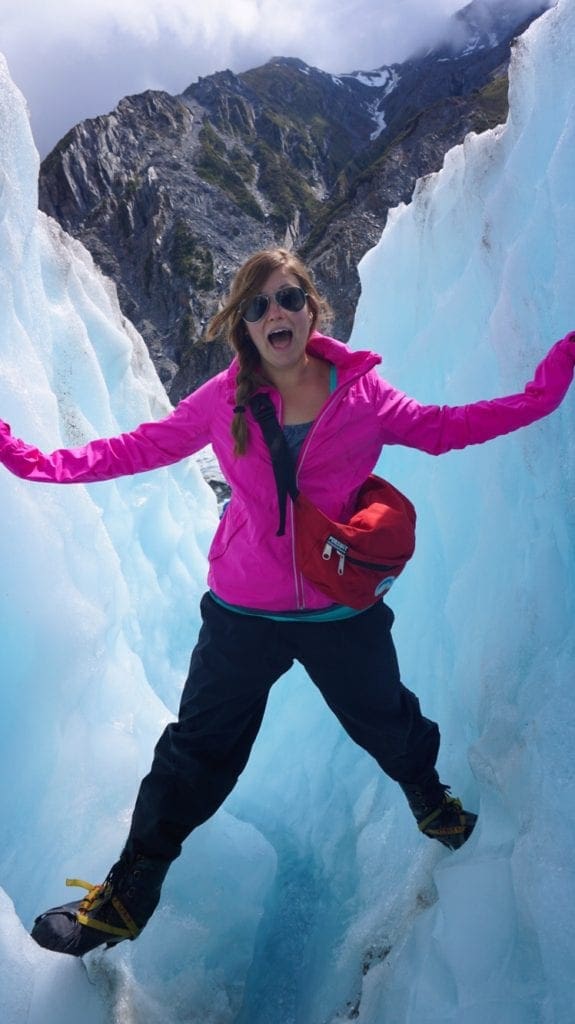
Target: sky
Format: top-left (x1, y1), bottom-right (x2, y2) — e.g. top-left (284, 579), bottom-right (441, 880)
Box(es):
top-left (0, 0), bottom-right (472, 158)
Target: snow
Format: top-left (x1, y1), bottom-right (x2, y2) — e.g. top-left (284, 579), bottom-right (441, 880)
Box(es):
top-left (334, 67), bottom-right (400, 139)
top-left (369, 102), bottom-right (388, 141)
top-left (339, 67), bottom-right (397, 89)
top-left (0, 0), bottom-right (574, 1021)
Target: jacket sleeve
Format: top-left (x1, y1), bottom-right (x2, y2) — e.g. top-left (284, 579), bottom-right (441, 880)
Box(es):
top-left (373, 333), bottom-right (575, 454)
top-left (0, 375), bottom-right (219, 484)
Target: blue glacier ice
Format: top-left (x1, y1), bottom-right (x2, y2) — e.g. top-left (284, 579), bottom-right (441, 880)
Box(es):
top-left (0, 1), bottom-right (574, 1021)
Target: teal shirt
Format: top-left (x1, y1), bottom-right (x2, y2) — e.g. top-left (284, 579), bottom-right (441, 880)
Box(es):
top-left (209, 591), bottom-right (364, 622)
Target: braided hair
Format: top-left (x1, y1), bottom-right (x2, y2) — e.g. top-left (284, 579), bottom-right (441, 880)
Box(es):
top-left (206, 249), bottom-right (332, 455)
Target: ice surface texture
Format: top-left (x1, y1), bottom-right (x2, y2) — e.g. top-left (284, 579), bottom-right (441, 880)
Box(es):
top-left (0, 0), bottom-right (574, 1020)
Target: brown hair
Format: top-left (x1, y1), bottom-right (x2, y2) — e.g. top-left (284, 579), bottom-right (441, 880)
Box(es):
top-left (206, 248), bottom-right (332, 455)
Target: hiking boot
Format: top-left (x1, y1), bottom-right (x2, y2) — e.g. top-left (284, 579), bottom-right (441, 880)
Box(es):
top-left (400, 775), bottom-right (477, 851)
top-left (31, 852), bottom-right (170, 956)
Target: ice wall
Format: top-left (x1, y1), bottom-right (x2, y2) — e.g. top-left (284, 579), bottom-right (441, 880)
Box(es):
top-left (0, 49), bottom-right (274, 1024)
top-left (348, 1), bottom-right (575, 1020)
top-left (0, 0), bottom-right (574, 1021)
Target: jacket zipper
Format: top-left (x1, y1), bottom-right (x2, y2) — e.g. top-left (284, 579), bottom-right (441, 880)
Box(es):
top-left (292, 388), bottom-right (346, 608)
top-left (274, 365), bottom-right (370, 610)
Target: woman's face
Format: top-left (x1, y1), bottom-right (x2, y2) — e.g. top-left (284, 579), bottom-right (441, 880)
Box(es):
top-left (242, 267), bottom-right (312, 379)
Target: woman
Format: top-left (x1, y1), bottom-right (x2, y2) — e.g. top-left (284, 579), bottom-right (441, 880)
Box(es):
top-left (1, 248), bottom-right (573, 957)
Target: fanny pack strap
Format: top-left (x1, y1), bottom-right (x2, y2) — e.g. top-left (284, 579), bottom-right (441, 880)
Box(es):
top-left (248, 393), bottom-right (299, 537)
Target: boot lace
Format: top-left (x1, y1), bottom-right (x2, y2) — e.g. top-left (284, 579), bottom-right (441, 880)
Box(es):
top-left (65, 877), bottom-right (141, 940)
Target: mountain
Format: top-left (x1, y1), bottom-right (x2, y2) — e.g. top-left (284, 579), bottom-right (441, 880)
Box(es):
top-left (38, 0), bottom-right (548, 401)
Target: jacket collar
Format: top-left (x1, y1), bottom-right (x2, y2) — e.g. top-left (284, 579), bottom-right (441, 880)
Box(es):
top-left (306, 331), bottom-right (381, 375)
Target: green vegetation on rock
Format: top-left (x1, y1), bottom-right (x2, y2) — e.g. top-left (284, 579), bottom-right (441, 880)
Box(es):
top-left (471, 76), bottom-right (509, 132)
top-left (196, 122), bottom-right (264, 221)
top-left (252, 139), bottom-right (320, 231)
top-left (170, 221), bottom-right (215, 290)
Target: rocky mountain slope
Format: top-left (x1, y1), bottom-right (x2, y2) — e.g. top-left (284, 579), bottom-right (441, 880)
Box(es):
top-left (38, 0), bottom-right (547, 401)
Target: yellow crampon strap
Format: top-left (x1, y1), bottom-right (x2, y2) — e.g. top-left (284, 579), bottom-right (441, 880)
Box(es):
top-left (66, 878), bottom-right (96, 893)
top-left (417, 797), bottom-right (466, 837)
top-left (65, 877), bottom-right (141, 940)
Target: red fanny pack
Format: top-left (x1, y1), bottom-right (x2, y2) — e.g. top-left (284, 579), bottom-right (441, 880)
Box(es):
top-left (249, 394), bottom-right (416, 611)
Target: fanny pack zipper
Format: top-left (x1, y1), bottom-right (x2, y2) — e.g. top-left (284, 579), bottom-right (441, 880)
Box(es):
top-left (322, 536), bottom-right (395, 576)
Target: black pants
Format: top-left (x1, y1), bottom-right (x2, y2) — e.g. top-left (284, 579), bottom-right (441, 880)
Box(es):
top-left (125, 593), bottom-right (440, 862)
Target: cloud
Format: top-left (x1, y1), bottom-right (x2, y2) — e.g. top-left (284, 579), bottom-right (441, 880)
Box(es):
top-left (1, 0), bottom-right (473, 156)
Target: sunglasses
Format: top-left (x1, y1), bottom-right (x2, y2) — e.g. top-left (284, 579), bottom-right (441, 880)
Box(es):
top-left (242, 285), bottom-right (308, 323)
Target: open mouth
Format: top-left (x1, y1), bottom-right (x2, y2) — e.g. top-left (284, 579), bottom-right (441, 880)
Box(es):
top-left (267, 328), bottom-right (293, 349)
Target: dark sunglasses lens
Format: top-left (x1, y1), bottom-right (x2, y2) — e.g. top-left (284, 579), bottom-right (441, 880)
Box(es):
top-left (277, 286), bottom-right (306, 312)
top-left (243, 295), bottom-right (269, 322)
top-left (243, 286), bottom-right (307, 322)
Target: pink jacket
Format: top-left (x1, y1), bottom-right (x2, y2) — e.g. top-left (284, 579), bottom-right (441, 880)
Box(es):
top-left (1, 331), bottom-right (574, 611)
